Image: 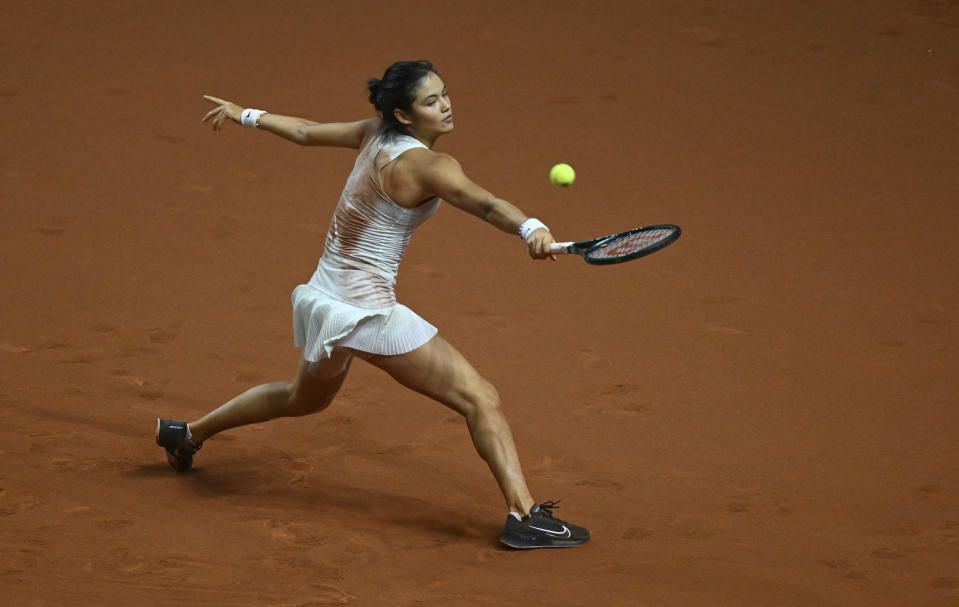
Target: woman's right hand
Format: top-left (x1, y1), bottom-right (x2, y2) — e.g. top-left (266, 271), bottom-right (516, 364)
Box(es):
top-left (201, 95), bottom-right (242, 131)
top-left (527, 228), bottom-right (557, 261)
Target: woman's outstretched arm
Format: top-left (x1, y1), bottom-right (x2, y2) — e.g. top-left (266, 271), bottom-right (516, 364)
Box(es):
top-left (413, 152), bottom-right (556, 260)
top-left (201, 95), bottom-right (379, 149)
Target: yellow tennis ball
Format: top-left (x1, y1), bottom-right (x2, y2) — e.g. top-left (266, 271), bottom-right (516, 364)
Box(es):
top-left (549, 163), bottom-right (575, 187)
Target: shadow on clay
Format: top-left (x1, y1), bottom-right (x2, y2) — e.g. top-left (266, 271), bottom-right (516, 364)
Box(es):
top-left (124, 459), bottom-right (494, 542)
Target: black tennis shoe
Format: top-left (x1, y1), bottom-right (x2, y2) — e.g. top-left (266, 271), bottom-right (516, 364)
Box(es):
top-left (500, 500), bottom-right (590, 549)
top-left (155, 418), bottom-right (202, 472)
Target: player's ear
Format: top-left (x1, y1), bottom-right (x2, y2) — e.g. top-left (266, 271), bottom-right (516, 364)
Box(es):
top-left (394, 108), bottom-right (413, 126)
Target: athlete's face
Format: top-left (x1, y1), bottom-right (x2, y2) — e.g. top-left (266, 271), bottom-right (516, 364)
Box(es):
top-left (396, 72), bottom-right (453, 140)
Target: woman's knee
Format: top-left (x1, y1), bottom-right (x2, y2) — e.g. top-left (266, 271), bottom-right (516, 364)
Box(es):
top-left (283, 389), bottom-right (334, 417)
top-left (262, 382), bottom-right (299, 417)
top-left (259, 381), bottom-right (320, 418)
top-left (275, 355), bottom-right (351, 417)
top-left (287, 370), bottom-right (348, 417)
top-left (461, 378), bottom-right (501, 418)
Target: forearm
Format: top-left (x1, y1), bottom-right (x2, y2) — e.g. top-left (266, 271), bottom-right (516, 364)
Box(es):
top-left (484, 197), bottom-right (531, 235)
top-left (252, 113), bottom-right (319, 145)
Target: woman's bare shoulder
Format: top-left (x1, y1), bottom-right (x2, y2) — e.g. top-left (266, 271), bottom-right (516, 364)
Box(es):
top-left (400, 148), bottom-right (461, 173)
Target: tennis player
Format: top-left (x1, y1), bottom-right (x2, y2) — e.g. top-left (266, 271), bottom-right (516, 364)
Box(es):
top-left (156, 60), bottom-right (589, 549)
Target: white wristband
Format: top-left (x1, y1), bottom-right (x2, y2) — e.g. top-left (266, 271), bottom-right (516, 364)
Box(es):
top-left (519, 218), bottom-right (549, 241)
top-left (240, 108), bottom-right (268, 128)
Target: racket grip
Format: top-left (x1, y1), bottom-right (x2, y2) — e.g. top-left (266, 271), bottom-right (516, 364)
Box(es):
top-left (549, 242), bottom-right (574, 254)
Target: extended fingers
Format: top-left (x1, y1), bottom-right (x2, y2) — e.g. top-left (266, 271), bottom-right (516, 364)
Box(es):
top-left (203, 109), bottom-right (225, 130)
top-left (202, 106), bottom-right (221, 122)
top-left (202, 95), bottom-right (231, 130)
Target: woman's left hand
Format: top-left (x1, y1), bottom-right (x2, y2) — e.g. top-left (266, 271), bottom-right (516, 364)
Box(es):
top-left (201, 95), bottom-right (243, 130)
top-left (527, 228), bottom-right (557, 261)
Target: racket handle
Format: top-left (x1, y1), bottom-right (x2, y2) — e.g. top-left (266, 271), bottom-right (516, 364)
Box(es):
top-left (549, 242), bottom-right (574, 254)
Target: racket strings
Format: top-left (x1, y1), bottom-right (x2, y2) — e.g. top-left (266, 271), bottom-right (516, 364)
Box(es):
top-left (587, 228), bottom-right (675, 260)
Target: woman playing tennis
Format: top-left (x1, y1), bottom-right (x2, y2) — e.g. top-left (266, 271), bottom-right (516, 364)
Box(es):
top-left (156, 60), bottom-right (589, 549)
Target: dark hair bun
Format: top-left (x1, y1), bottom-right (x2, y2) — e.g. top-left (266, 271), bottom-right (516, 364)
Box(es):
top-left (367, 78), bottom-right (382, 105)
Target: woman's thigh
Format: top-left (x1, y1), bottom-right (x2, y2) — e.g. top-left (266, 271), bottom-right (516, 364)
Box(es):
top-left (354, 334), bottom-right (492, 417)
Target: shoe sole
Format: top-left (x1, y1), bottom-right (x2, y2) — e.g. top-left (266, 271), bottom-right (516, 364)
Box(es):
top-left (499, 532), bottom-right (590, 549)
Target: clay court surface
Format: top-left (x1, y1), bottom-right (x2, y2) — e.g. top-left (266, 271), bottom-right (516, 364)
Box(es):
top-left (2, 1), bottom-right (958, 605)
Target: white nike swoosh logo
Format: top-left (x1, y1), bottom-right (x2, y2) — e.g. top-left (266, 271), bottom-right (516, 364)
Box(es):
top-left (529, 524), bottom-right (571, 538)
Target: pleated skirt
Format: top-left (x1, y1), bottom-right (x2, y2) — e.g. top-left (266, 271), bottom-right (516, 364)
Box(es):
top-left (291, 283), bottom-right (437, 362)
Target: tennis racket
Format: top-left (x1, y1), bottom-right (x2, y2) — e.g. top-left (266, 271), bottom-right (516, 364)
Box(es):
top-left (549, 224), bottom-right (681, 265)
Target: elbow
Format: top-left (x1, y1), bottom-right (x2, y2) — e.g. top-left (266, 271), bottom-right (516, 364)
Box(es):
top-left (293, 126), bottom-right (312, 145)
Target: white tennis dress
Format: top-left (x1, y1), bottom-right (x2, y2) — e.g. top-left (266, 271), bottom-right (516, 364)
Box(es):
top-left (292, 133), bottom-right (441, 362)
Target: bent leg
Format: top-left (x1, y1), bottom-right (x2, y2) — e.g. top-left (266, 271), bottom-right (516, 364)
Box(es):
top-left (188, 350), bottom-right (352, 443)
top-left (362, 335), bottom-right (536, 515)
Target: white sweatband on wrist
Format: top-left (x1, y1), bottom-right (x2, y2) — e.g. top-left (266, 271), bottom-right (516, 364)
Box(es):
top-left (519, 218), bottom-right (549, 241)
top-left (240, 108), bottom-right (268, 128)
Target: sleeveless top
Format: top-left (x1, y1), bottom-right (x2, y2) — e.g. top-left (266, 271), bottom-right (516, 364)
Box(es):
top-left (310, 133), bottom-right (441, 307)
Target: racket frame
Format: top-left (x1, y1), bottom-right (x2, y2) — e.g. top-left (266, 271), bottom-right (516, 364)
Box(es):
top-left (550, 224), bottom-right (681, 265)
